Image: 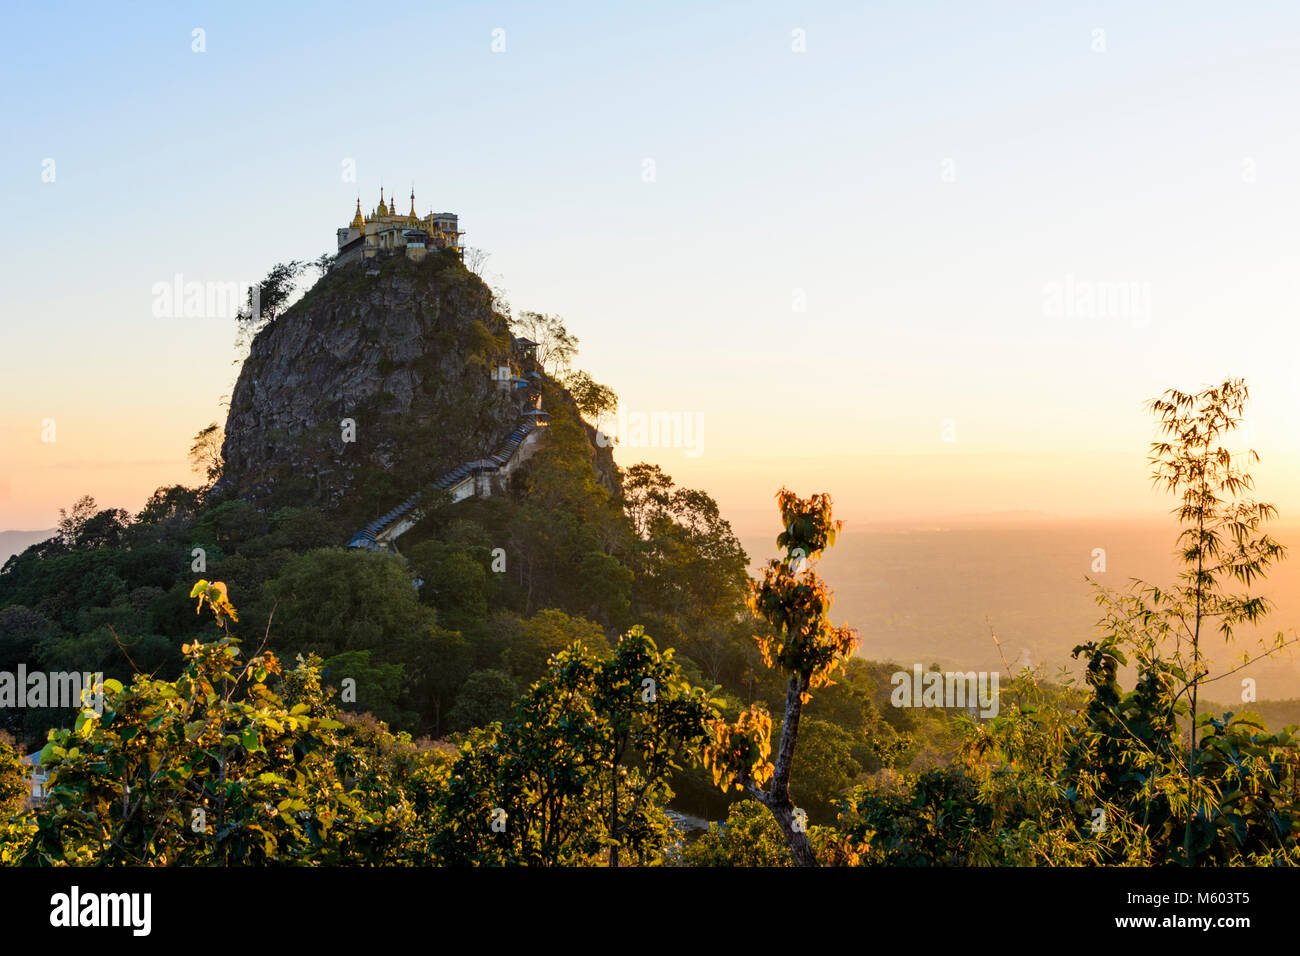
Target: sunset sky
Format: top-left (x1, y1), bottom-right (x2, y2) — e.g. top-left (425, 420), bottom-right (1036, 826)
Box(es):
top-left (3, 0), bottom-right (1299, 534)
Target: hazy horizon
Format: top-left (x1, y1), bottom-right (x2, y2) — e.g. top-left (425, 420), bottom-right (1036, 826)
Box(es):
top-left (738, 519), bottom-right (1300, 701)
top-left (19, 514), bottom-right (1298, 697)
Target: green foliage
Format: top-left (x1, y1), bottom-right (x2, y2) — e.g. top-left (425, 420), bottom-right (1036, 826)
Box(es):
top-left (446, 669), bottom-right (518, 733)
top-left (511, 311), bottom-right (578, 375)
top-left (749, 489), bottom-right (858, 688)
top-left (407, 540), bottom-right (490, 630)
top-left (683, 798), bottom-right (862, 867)
top-left (432, 627), bottom-right (717, 866)
top-left (236, 260), bottom-right (304, 345)
top-left (2, 586), bottom-right (429, 866)
top-left (623, 464), bottom-right (749, 643)
top-left (574, 551), bottom-right (633, 628)
top-left (324, 650), bottom-right (410, 727)
top-left (1083, 379), bottom-right (1296, 865)
top-left (788, 718), bottom-right (861, 824)
top-left (837, 769), bottom-right (1001, 866)
top-left (681, 799), bottom-right (791, 866)
top-left (0, 607), bottom-right (60, 674)
top-left (14, 646), bottom-right (334, 864)
top-left (256, 548), bottom-right (436, 662)
top-left (188, 422), bottom-right (224, 487)
top-left (0, 733), bottom-right (28, 819)
top-left (1192, 712), bottom-right (1300, 864)
top-left (564, 369), bottom-right (618, 422)
top-left (501, 608), bottom-right (608, 685)
top-left (196, 499), bottom-right (268, 552)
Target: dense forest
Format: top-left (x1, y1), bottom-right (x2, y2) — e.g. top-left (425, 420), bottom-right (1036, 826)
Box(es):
top-left (1, 257), bottom-right (1298, 866)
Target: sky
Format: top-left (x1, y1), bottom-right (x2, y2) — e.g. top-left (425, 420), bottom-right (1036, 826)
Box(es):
top-left (2, 0), bottom-right (1299, 536)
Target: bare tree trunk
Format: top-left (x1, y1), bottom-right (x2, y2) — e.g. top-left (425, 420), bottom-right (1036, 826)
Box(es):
top-left (770, 802), bottom-right (819, 867)
top-left (749, 673), bottom-right (819, 867)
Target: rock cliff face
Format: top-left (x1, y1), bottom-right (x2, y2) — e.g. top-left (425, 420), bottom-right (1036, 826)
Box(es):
top-left (586, 419), bottom-right (619, 493)
top-left (217, 252), bottom-right (526, 517)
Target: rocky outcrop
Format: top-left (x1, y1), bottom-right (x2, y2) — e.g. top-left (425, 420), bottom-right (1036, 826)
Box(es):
top-left (216, 252), bottom-right (523, 518)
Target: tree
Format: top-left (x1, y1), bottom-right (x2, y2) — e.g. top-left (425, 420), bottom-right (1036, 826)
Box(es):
top-left (621, 464), bottom-right (750, 664)
top-left (324, 649), bottom-right (409, 727)
top-left (407, 541), bottom-right (489, 631)
top-left (189, 422), bottom-right (224, 487)
top-left (503, 391), bottom-right (632, 615)
top-left (0, 606), bottom-right (61, 677)
top-left (53, 496), bottom-right (130, 552)
top-left (258, 548), bottom-right (438, 664)
top-left (588, 627), bottom-right (718, 866)
top-left (788, 718), bottom-right (862, 823)
top-left (463, 247), bottom-right (490, 276)
top-left (574, 551), bottom-right (633, 628)
top-left (71, 508), bottom-right (131, 551)
top-left (236, 260), bottom-right (304, 346)
top-left (310, 252), bottom-right (335, 277)
top-left (682, 798), bottom-right (856, 866)
top-left (512, 311), bottom-right (578, 375)
top-left (623, 463), bottom-right (673, 539)
top-left (4, 582), bottom-right (422, 865)
top-left (134, 484), bottom-right (204, 529)
top-left (56, 495), bottom-right (98, 548)
top-left (1082, 378), bottom-right (1296, 864)
top-left (408, 628), bottom-right (474, 737)
top-left (703, 489), bottom-right (859, 866)
top-left (682, 800), bottom-right (791, 866)
top-left (446, 670), bottom-right (518, 732)
top-left (0, 732), bottom-right (28, 818)
top-left (254, 548), bottom-right (446, 732)
top-left (564, 370), bottom-right (618, 424)
top-left (195, 499), bottom-right (267, 551)
top-left (501, 608), bottom-right (608, 685)
top-left (434, 627), bottom-right (717, 866)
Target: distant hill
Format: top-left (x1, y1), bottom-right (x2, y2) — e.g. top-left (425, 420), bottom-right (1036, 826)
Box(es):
top-left (0, 529), bottom-right (55, 565)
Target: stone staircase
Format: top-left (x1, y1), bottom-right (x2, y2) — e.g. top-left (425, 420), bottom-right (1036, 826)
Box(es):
top-left (348, 415), bottom-right (545, 552)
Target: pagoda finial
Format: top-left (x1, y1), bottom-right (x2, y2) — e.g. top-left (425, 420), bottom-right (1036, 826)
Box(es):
top-left (409, 186), bottom-right (417, 218)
